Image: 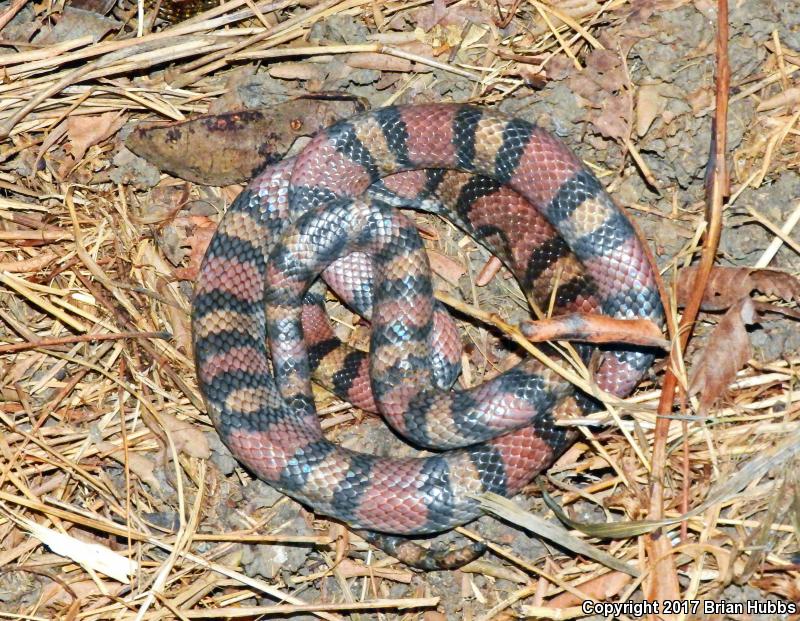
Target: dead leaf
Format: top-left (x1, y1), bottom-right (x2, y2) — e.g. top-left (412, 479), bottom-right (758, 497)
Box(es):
top-left (751, 573), bottom-right (800, 603)
top-left (753, 301), bottom-right (800, 320)
top-left (40, 578), bottom-right (122, 608)
top-left (33, 6), bottom-right (118, 46)
top-left (268, 62), bottom-right (326, 81)
top-left (66, 111), bottom-right (126, 163)
top-left (689, 298), bottom-right (756, 415)
top-left (97, 441), bottom-right (159, 490)
top-left (636, 83), bottom-right (664, 136)
top-left (413, 0), bottom-right (450, 31)
top-left (747, 269), bottom-right (800, 303)
top-left (172, 216), bottom-right (217, 281)
top-left (347, 53), bottom-right (415, 72)
top-left (165, 293), bottom-right (193, 355)
top-left (160, 411), bottom-right (211, 459)
top-left (585, 49), bottom-right (626, 92)
top-left (126, 97), bottom-right (362, 186)
top-left (548, 571), bottom-right (632, 607)
top-left (69, 0), bottom-right (117, 14)
top-left (677, 266), bottom-right (800, 311)
top-left (60, 111), bottom-right (126, 178)
top-left (593, 98), bottom-right (630, 139)
top-left (333, 558), bottom-right (414, 583)
top-left (686, 85), bottom-right (714, 114)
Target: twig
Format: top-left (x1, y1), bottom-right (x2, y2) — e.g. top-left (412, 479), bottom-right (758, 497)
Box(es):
top-left (0, 0), bottom-right (28, 32)
top-left (646, 0), bottom-right (729, 608)
top-left (0, 330), bottom-right (169, 354)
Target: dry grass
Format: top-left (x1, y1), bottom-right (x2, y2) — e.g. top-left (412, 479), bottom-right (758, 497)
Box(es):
top-left (0, 1), bottom-right (798, 619)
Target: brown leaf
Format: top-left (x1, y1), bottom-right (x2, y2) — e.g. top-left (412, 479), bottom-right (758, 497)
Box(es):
top-left (160, 411), bottom-right (211, 459)
top-left (333, 559), bottom-right (414, 583)
top-left (676, 266), bottom-right (753, 311)
top-left (66, 111), bottom-right (126, 163)
top-left (592, 97), bottom-right (629, 140)
top-left (60, 111), bottom-right (126, 178)
top-left (689, 298), bottom-right (756, 415)
top-left (686, 85), bottom-right (714, 114)
top-left (441, 5), bottom-right (493, 28)
top-left (126, 97), bottom-right (362, 186)
top-left (268, 62), bottom-right (326, 81)
top-left (165, 296), bottom-right (193, 355)
top-left (549, 571), bottom-right (632, 607)
top-left (172, 216), bottom-right (217, 282)
top-left (97, 441), bottom-right (159, 490)
top-left (677, 266), bottom-right (800, 311)
top-left (41, 578), bottom-right (122, 608)
top-left (585, 49), bottom-right (626, 92)
top-left (753, 301), bottom-right (800, 320)
top-left (747, 268), bottom-right (800, 302)
top-left (33, 6), bottom-right (118, 45)
top-left (636, 83), bottom-right (665, 136)
top-left (347, 53), bottom-right (414, 72)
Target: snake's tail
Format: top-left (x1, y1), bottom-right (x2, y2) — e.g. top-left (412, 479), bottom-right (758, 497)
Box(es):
top-left (356, 530), bottom-right (487, 571)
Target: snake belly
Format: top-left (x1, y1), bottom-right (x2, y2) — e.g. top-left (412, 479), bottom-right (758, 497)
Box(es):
top-left (192, 104), bottom-right (664, 535)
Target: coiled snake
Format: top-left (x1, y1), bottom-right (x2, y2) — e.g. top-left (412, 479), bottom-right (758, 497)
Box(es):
top-left (192, 104), bottom-right (664, 568)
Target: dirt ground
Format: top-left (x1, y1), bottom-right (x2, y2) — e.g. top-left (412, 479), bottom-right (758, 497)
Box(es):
top-left (0, 0), bottom-right (798, 619)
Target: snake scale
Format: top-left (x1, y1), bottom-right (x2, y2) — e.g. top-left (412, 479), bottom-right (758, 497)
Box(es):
top-left (192, 104), bottom-right (664, 567)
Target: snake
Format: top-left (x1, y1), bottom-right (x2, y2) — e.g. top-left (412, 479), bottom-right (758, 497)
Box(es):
top-left (192, 104), bottom-right (664, 568)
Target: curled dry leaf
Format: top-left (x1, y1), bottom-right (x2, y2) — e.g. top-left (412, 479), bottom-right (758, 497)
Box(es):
top-left (569, 49), bottom-right (631, 140)
top-left (346, 52), bottom-right (415, 72)
top-left (164, 292), bottom-right (193, 355)
top-left (548, 571), bottom-right (633, 608)
top-left (636, 83), bottom-right (665, 136)
top-left (67, 111), bottom-right (127, 163)
top-left (40, 578), bottom-right (123, 608)
top-left (268, 62), bottom-right (326, 81)
top-left (61, 111), bottom-right (126, 178)
top-left (160, 411), bottom-right (211, 459)
top-left (747, 269), bottom-right (800, 303)
top-left (689, 298), bottom-right (756, 416)
top-left (172, 215), bottom-right (217, 282)
top-left (126, 97), bottom-right (362, 185)
top-left (677, 265), bottom-right (800, 311)
top-left (97, 441), bottom-right (159, 490)
top-left (751, 573), bottom-right (800, 603)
